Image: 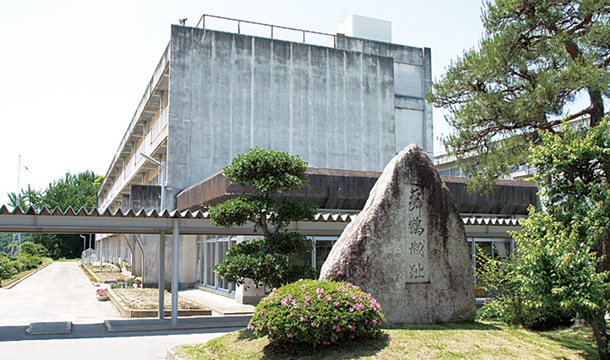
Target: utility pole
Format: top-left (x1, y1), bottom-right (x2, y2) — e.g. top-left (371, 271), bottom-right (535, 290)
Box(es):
top-left (11, 155), bottom-right (23, 259)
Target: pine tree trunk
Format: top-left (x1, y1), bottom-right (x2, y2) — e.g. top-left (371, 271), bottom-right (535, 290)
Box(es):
top-left (588, 89), bottom-right (605, 127)
top-left (591, 313), bottom-right (610, 360)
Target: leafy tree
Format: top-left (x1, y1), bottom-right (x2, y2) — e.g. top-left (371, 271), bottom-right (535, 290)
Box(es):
top-left (427, 3), bottom-right (610, 356)
top-left (426, 0), bottom-right (610, 191)
top-left (5, 171), bottom-right (102, 259)
top-left (0, 233), bottom-right (33, 254)
top-left (7, 185), bottom-right (42, 210)
top-left (479, 119), bottom-right (610, 358)
top-left (529, 118), bottom-right (610, 357)
top-left (20, 241), bottom-right (47, 257)
top-left (209, 147), bottom-right (318, 289)
top-left (478, 210), bottom-right (605, 330)
top-left (41, 171), bottom-right (101, 211)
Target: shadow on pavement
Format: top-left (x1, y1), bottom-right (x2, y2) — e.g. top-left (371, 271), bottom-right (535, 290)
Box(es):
top-left (0, 323), bottom-right (243, 342)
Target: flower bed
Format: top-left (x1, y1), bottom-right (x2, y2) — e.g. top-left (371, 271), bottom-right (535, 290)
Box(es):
top-left (79, 263), bottom-right (99, 284)
top-left (248, 279), bottom-right (385, 347)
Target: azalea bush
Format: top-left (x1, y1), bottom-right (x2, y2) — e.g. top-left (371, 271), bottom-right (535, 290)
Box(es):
top-left (248, 279), bottom-right (385, 346)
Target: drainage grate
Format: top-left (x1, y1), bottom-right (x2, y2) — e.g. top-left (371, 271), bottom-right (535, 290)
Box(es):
top-left (25, 321), bottom-right (72, 335)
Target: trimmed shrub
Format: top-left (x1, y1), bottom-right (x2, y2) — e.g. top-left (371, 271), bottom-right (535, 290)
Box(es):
top-left (19, 254), bottom-right (42, 270)
top-left (248, 279), bottom-right (385, 346)
top-left (0, 255), bottom-right (16, 283)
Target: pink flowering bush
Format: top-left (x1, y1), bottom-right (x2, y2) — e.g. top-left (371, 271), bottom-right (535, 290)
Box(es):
top-left (247, 279), bottom-right (385, 346)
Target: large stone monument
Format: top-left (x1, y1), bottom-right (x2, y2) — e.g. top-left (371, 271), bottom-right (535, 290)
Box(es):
top-left (319, 144), bottom-right (476, 323)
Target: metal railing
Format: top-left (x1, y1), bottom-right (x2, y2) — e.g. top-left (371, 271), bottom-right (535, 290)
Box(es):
top-left (81, 248), bottom-right (97, 264)
top-left (195, 14), bottom-right (336, 47)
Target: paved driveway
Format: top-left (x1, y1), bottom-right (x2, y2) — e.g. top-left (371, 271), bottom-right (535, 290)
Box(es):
top-left (0, 262), bottom-right (237, 359)
top-left (0, 262), bottom-right (121, 326)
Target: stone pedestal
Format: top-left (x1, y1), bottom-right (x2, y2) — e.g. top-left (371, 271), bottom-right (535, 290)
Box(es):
top-left (235, 278), bottom-right (266, 304)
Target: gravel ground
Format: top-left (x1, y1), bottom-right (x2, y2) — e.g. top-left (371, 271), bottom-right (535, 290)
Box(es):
top-left (113, 288), bottom-right (206, 310)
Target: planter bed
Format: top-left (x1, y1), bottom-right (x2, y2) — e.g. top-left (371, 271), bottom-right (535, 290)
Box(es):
top-left (108, 288), bottom-right (212, 318)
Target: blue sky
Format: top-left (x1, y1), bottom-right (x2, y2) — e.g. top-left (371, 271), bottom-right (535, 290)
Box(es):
top-left (0, 0), bottom-right (485, 206)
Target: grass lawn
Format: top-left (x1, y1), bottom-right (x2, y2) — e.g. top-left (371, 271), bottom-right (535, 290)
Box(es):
top-left (172, 322), bottom-right (598, 360)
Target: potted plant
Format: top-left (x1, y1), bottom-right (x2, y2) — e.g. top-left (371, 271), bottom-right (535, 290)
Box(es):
top-left (96, 288), bottom-right (109, 301)
top-left (134, 277), bottom-right (142, 288)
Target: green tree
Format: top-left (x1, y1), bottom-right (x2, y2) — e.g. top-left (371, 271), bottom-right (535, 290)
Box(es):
top-left (7, 185), bottom-right (43, 209)
top-left (426, 0), bottom-right (610, 191)
top-left (529, 118), bottom-right (610, 357)
top-left (478, 211), bottom-right (605, 330)
top-left (41, 171), bottom-right (101, 211)
top-left (6, 171), bottom-right (103, 259)
top-left (209, 147), bottom-right (318, 289)
top-left (480, 119), bottom-right (610, 359)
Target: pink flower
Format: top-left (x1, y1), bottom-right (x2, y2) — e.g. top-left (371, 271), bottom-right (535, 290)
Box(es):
top-left (260, 309), bottom-right (265, 314)
top-left (269, 330), bottom-right (273, 336)
top-left (333, 302), bottom-right (339, 307)
top-left (331, 339), bottom-right (336, 342)
top-left (305, 301), bottom-right (310, 307)
top-left (350, 326), bottom-right (356, 331)
top-left (287, 333), bottom-right (293, 338)
top-left (300, 316), bottom-right (305, 322)
top-left (311, 323), bottom-right (316, 328)
top-left (300, 284), bottom-right (306, 290)
top-left (326, 294), bottom-right (332, 300)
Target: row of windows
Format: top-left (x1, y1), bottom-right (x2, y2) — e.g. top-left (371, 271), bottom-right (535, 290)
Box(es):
top-left (195, 235), bottom-right (513, 294)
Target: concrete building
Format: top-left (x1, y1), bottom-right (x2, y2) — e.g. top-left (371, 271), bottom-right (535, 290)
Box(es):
top-left (95, 15), bottom-right (531, 303)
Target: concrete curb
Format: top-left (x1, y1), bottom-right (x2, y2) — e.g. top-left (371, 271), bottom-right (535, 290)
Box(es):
top-left (104, 315), bottom-right (251, 332)
top-left (179, 294), bottom-right (251, 316)
top-left (166, 346), bottom-right (182, 360)
top-left (3, 263), bottom-right (51, 289)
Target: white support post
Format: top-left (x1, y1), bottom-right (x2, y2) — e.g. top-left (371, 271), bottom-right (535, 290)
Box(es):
top-left (158, 231), bottom-right (166, 319)
top-left (100, 235), bottom-right (104, 271)
top-left (171, 219), bottom-right (179, 328)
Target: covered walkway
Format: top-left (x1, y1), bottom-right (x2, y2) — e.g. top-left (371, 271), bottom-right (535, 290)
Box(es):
top-left (0, 205), bottom-right (352, 328)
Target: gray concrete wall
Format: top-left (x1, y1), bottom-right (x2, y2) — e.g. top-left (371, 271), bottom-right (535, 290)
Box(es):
top-left (335, 36), bottom-right (433, 156)
top-left (130, 185), bottom-right (162, 212)
top-left (165, 26), bottom-right (396, 209)
top-left (132, 233), bottom-right (197, 288)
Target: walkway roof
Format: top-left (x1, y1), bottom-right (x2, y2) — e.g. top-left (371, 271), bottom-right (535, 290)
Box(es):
top-left (0, 205), bottom-right (521, 237)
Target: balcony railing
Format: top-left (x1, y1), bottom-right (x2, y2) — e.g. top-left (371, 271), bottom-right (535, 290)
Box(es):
top-left (99, 108), bottom-right (169, 211)
top-left (195, 14), bottom-right (336, 47)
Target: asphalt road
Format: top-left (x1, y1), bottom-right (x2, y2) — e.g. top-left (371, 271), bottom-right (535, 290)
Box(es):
top-left (0, 262), bottom-right (237, 360)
